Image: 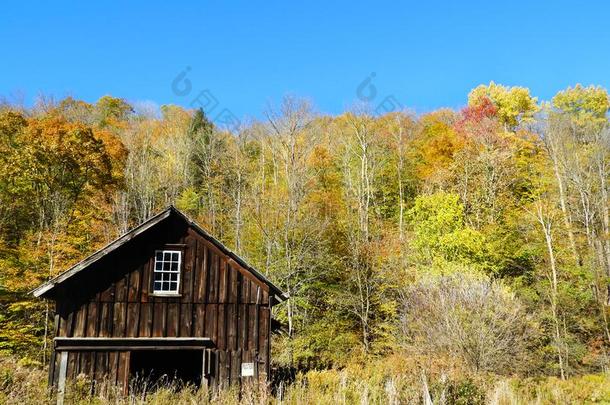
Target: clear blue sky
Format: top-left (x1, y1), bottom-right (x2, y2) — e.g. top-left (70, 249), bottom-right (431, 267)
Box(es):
top-left (2, 1), bottom-right (610, 120)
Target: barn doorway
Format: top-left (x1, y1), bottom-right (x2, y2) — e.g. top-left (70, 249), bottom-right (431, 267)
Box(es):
top-left (129, 350), bottom-right (203, 389)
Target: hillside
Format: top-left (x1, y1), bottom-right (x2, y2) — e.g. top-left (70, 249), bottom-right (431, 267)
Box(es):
top-left (2, 83), bottom-right (610, 403)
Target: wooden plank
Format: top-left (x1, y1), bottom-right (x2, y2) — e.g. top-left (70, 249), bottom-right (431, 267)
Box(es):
top-left (200, 237), bottom-right (226, 260)
top-left (228, 259), bottom-right (270, 295)
top-left (115, 273), bottom-right (127, 302)
top-left (79, 350), bottom-right (87, 377)
top-left (231, 349), bottom-right (240, 385)
top-left (240, 274), bottom-right (250, 304)
top-left (227, 304), bottom-right (236, 351)
top-left (202, 244), bottom-right (210, 303)
top-left (162, 302), bottom-right (168, 337)
top-left (57, 301), bottom-right (68, 337)
top-left (152, 302), bottom-right (164, 337)
top-left (205, 304), bottom-right (217, 344)
top-left (208, 351), bottom-right (216, 391)
top-left (233, 271), bottom-right (240, 351)
top-left (73, 305), bottom-right (87, 338)
top-left (264, 304), bottom-right (271, 378)
top-left (194, 304), bottom-right (205, 337)
top-left (87, 351), bottom-right (95, 384)
top-left (194, 242), bottom-right (208, 303)
top-left (167, 303), bottom-right (179, 336)
top-left (217, 305), bottom-right (226, 350)
top-left (108, 351), bottom-right (119, 386)
top-left (138, 303), bottom-right (153, 337)
top-left (141, 255), bottom-right (151, 303)
top-left (58, 345), bottom-right (214, 351)
top-left (99, 303), bottom-right (112, 337)
top-left (182, 236), bottom-right (194, 302)
top-left (48, 345), bottom-right (57, 387)
top-left (86, 302), bottom-right (99, 337)
top-left (91, 352), bottom-right (105, 388)
top-left (218, 258), bottom-right (227, 303)
top-left (54, 337), bottom-right (214, 350)
top-left (179, 303), bottom-right (192, 336)
top-left (253, 286), bottom-right (261, 356)
top-left (112, 302), bottom-right (126, 337)
top-left (251, 280), bottom-right (260, 304)
top-left (128, 265), bottom-right (141, 302)
top-left (258, 307), bottom-right (268, 368)
top-left (65, 304), bottom-right (76, 337)
top-left (57, 345), bottom-right (214, 351)
top-left (248, 304), bottom-right (256, 351)
top-left (214, 350), bottom-right (220, 390)
top-left (218, 351), bottom-right (227, 389)
top-left (261, 289), bottom-right (269, 306)
top-left (99, 281), bottom-right (115, 303)
top-left (208, 253), bottom-right (218, 303)
top-left (230, 264), bottom-right (238, 304)
top-left (56, 337), bottom-right (214, 345)
top-left (126, 303), bottom-right (140, 337)
top-left (117, 352), bottom-right (130, 395)
top-left (68, 353), bottom-right (80, 378)
top-left (240, 304), bottom-right (248, 351)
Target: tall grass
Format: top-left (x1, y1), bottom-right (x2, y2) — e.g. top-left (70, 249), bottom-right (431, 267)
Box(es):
top-left (1, 355), bottom-right (609, 404)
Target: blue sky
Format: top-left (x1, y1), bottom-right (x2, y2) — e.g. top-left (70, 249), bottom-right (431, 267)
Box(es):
top-left (2, 1), bottom-right (610, 120)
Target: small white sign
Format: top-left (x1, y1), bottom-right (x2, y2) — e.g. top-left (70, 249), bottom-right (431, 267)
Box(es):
top-left (241, 362), bottom-right (255, 377)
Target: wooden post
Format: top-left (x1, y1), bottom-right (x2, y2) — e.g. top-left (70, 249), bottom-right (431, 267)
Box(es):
top-left (56, 351), bottom-right (68, 405)
top-left (201, 349), bottom-right (210, 388)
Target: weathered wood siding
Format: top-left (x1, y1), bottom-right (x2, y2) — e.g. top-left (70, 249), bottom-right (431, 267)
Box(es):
top-left (49, 216), bottom-right (273, 390)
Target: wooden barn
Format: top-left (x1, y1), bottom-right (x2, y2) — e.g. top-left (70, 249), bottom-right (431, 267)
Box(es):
top-left (33, 206), bottom-right (287, 397)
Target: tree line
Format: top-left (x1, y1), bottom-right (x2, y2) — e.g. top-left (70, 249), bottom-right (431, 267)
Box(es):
top-left (1, 83), bottom-right (610, 379)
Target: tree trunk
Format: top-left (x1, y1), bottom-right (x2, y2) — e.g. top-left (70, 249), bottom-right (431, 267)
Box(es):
top-left (537, 202), bottom-right (566, 380)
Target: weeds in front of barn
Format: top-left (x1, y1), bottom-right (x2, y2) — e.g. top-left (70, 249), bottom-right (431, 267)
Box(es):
top-left (1, 355), bottom-right (610, 404)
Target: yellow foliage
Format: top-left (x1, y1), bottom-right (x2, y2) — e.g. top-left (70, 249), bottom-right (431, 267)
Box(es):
top-left (469, 81), bottom-right (539, 129)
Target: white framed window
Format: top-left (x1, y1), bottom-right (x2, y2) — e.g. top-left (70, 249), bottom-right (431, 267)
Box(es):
top-left (153, 250), bottom-right (181, 294)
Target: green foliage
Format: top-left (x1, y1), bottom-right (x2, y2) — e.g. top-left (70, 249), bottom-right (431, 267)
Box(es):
top-left (0, 300), bottom-right (45, 357)
top-left (407, 192), bottom-right (493, 272)
top-left (96, 95), bottom-right (133, 127)
top-left (552, 84), bottom-right (609, 128)
top-left (443, 378), bottom-right (486, 405)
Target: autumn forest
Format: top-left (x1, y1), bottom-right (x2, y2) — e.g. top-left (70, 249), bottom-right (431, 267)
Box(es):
top-left (2, 83), bottom-right (610, 403)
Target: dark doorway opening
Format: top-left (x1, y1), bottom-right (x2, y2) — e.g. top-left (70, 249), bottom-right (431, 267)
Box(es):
top-left (129, 350), bottom-right (203, 389)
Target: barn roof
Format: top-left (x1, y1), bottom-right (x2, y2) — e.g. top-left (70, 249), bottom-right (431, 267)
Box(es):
top-left (32, 206), bottom-right (288, 302)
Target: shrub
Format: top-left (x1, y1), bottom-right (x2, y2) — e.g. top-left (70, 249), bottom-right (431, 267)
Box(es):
top-left (400, 272), bottom-right (529, 373)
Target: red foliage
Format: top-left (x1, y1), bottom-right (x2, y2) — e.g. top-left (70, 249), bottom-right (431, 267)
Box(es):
top-left (454, 97), bottom-right (498, 135)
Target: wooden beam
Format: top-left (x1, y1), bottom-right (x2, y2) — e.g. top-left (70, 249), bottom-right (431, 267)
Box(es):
top-left (54, 337), bottom-right (214, 351)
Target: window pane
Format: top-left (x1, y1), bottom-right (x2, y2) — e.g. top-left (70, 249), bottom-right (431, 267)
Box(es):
top-left (152, 251), bottom-right (181, 293)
